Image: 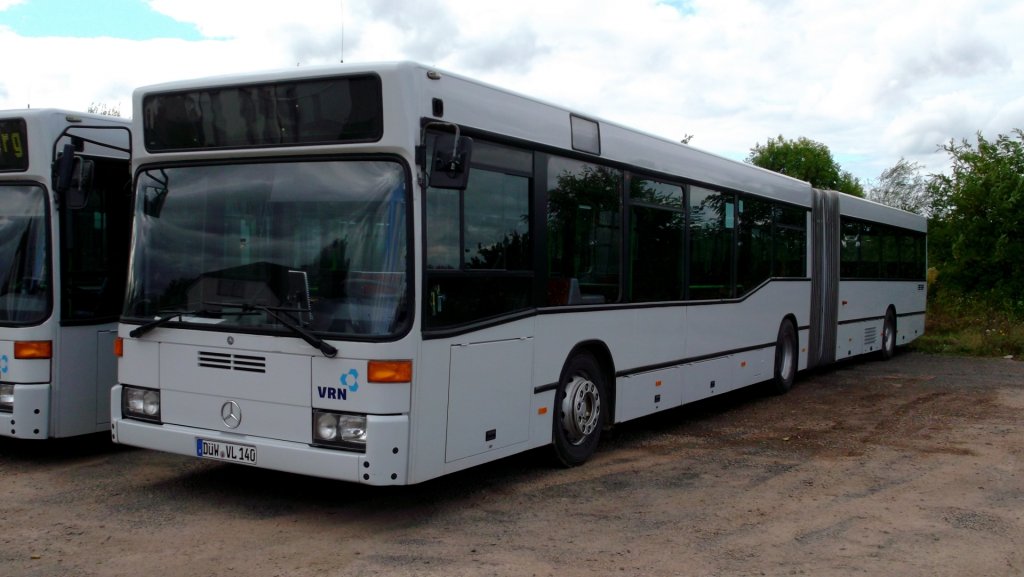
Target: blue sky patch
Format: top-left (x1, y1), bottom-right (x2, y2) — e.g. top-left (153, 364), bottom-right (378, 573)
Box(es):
top-left (0, 0), bottom-right (203, 40)
top-left (657, 0), bottom-right (696, 15)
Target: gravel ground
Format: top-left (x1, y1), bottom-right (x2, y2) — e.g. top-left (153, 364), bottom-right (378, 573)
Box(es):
top-left (1, 351), bottom-right (1022, 577)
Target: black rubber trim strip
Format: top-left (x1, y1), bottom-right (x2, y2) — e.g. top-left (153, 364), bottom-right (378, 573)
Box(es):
top-left (532, 338), bottom-right (794, 395)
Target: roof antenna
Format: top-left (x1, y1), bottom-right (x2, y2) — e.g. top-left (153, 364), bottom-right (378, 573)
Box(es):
top-left (340, 0), bottom-right (345, 63)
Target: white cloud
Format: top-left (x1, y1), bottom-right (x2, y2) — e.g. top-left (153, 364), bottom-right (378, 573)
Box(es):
top-left (987, 97), bottom-right (1024, 137)
top-left (1, 0), bottom-right (1022, 183)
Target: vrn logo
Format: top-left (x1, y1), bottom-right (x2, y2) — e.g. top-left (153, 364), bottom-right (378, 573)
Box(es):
top-left (317, 369), bottom-right (360, 401)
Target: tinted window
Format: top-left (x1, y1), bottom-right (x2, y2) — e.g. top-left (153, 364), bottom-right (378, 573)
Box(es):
top-left (547, 157), bottom-right (621, 305)
top-left (630, 177), bottom-right (683, 302)
top-left (61, 157), bottom-right (132, 322)
top-left (840, 220), bottom-right (861, 278)
top-left (841, 217), bottom-right (925, 280)
top-left (689, 187), bottom-right (734, 299)
top-left (424, 139), bottom-right (534, 329)
top-left (737, 196), bottom-right (772, 295)
top-left (774, 204), bottom-right (807, 277)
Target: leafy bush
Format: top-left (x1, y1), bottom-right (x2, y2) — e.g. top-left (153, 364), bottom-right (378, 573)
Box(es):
top-left (913, 280), bottom-right (1024, 357)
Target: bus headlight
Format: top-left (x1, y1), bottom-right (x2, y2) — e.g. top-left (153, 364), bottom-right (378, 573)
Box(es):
top-left (0, 383), bottom-right (14, 412)
top-left (122, 386), bottom-right (161, 422)
top-left (312, 410), bottom-right (367, 451)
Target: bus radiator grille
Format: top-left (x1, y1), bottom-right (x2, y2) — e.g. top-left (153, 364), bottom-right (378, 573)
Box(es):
top-left (197, 351), bottom-right (267, 373)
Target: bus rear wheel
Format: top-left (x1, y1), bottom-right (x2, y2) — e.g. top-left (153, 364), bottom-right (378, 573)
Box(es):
top-left (552, 353), bottom-right (606, 467)
top-left (769, 319), bottom-right (798, 395)
top-left (881, 308), bottom-right (897, 360)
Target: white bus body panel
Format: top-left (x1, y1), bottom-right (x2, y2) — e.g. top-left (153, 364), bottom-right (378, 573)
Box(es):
top-left (2, 317), bottom-right (118, 441)
top-left (836, 280), bottom-right (927, 359)
top-left (116, 327), bottom-right (417, 484)
top-left (53, 324), bottom-right (117, 436)
top-left (407, 279), bottom-right (812, 482)
top-left (112, 388), bottom-right (410, 485)
top-left (445, 336), bottom-right (534, 462)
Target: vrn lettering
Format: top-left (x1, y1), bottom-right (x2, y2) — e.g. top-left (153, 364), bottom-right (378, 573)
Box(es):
top-left (317, 386), bottom-right (347, 400)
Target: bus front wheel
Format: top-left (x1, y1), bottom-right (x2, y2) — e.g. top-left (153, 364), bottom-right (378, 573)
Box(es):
top-left (552, 353), bottom-right (607, 467)
top-left (769, 319), bottom-right (798, 395)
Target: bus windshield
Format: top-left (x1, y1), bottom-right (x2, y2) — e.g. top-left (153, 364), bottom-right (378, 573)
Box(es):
top-left (124, 159), bottom-right (409, 338)
top-left (0, 185), bottom-right (50, 325)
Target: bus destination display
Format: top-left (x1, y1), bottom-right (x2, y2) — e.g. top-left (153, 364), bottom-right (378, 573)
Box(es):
top-left (142, 74), bottom-right (383, 152)
top-left (0, 118), bottom-right (28, 171)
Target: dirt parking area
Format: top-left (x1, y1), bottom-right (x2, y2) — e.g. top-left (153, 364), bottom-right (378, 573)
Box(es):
top-left (1, 351), bottom-right (1022, 577)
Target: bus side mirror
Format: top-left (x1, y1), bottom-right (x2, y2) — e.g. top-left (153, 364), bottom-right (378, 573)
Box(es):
top-left (428, 133), bottom-right (473, 190)
top-left (54, 143), bottom-right (94, 209)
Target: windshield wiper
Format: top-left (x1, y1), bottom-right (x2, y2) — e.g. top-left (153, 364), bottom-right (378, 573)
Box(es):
top-left (128, 309), bottom-right (225, 338)
top-left (205, 301), bottom-right (338, 358)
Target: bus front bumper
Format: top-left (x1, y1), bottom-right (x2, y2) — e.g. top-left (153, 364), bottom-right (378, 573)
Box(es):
top-left (110, 385), bottom-right (410, 485)
top-left (0, 383), bottom-right (49, 439)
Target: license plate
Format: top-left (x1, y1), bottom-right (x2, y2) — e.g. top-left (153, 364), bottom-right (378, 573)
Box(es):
top-left (196, 438), bottom-right (257, 465)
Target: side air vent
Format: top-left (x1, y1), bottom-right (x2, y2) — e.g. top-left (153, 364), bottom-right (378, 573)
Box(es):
top-left (198, 351), bottom-right (267, 373)
top-left (864, 326), bottom-right (878, 348)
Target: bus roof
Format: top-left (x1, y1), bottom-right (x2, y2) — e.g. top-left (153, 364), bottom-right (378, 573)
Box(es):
top-left (130, 61), bottom-right (919, 227)
top-left (836, 189), bottom-right (928, 232)
top-left (0, 107), bottom-right (130, 127)
top-left (1, 108), bottom-right (130, 178)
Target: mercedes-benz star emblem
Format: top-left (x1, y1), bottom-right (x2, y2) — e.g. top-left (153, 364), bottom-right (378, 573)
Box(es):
top-left (221, 401), bottom-right (242, 429)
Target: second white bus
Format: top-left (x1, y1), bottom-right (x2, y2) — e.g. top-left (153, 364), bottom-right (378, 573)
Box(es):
top-left (1, 109), bottom-right (131, 438)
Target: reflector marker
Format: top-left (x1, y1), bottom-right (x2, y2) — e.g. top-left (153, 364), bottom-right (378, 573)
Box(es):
top-left (14, 341), bottom-right (51, 359)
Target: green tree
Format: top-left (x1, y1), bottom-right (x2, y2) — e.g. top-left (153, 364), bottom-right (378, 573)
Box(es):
top-left (747, 135), bottom-right (864, 197)
top-left (868, 157), bottom-right (931, 215)
top-left (87, 102), bottom-right (121, 117)
top-left (928, 129), bottom-right (1024, 309)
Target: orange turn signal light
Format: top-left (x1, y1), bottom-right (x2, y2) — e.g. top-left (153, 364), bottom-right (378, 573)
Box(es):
top-left (113, 337), bottom-right (124, 358)
top-left (14, 340), bottom-right (52, 359)
top-left (367, 360), bottom-right (412, 383)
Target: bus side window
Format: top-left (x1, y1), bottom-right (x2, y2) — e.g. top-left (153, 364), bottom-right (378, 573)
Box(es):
top-left (424, 139), bottom-right (534, 329)
top-left (774, 205), bottom-right (808, 278)
top-left (546, 156), bottom-right (621, 305)
top-left (628, 176), bottom-right (684, 302)
top-left (736, 195), bottom-right (773, 296)
top-left (689, 187), bottom-right (733, 299)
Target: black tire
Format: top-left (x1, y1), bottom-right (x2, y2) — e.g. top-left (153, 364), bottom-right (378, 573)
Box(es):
top-left (769, 319), bottom-right (798, 395)
top-left (881, 308), bottom-right (897, 360)
top-left (551, 353), bottom-right (607, 467)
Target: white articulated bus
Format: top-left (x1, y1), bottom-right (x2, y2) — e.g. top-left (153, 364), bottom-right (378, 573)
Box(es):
top-left (1, 109), bottom-right (131, 438)
top-left (111, 62), bottom-right (926, 484)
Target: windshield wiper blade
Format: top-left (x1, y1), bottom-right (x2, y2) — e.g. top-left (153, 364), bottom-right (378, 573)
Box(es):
top-left (128, 309), bottom-right (206, 338)
top-left (205, 301), bottom-right (338, 358)
top-left (129, 308), bottom-right (254, 338)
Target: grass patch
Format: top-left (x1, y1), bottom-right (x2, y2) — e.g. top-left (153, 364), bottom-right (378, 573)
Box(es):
top-left (911, 296), bottom-right (1024, 358)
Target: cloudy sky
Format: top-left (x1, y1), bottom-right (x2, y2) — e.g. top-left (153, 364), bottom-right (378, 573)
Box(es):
top-left (1, 0), bottom-right (1021, 184)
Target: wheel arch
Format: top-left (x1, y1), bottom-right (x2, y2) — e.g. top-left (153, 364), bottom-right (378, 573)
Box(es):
top-left (783, 311), bottom-right (799, 351)
top-left (562, 339), bottom-right (616, 423)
